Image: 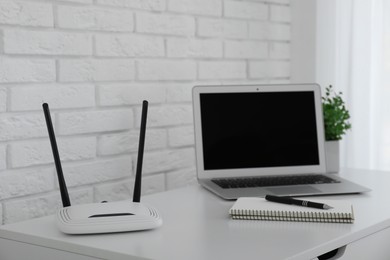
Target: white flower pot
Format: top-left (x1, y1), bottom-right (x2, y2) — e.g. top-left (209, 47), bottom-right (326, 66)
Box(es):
top-left (325, 140), bottom-right (340, 173)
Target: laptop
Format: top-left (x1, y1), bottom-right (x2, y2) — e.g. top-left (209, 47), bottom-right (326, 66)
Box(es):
top-left (192, 83), bottom-right (370, 200)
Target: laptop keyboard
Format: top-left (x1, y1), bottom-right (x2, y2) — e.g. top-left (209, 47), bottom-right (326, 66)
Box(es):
top-left (212, 174), bottom-right (340, 189)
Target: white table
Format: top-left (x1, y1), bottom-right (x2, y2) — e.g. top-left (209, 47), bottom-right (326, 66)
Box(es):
top-left (1, 168), bottom-right (390, 260)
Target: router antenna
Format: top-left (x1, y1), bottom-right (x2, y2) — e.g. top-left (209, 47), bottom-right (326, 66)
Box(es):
top-left (133, 100), bottom-right (148, 203)
top-left (42, 103), bottom-right (71, 207)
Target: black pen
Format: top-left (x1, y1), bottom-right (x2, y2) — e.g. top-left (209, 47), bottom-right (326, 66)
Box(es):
top-left (265, 195), bottom-right (333, 210)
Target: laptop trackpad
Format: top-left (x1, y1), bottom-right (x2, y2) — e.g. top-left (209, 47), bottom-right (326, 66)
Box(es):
top-left (266, 186), bottom-right (321, 196)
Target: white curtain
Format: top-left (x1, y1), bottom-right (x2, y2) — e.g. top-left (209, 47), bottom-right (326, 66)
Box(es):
top-left (334, 0), bottom-right (390, 170)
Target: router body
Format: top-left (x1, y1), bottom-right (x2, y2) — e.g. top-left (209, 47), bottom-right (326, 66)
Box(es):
top-left (43, 101), bottom-right (162, 235)
top-left (57, 201), bottom-right (162, 234)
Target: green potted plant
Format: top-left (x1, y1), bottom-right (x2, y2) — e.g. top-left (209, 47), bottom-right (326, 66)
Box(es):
top-left (322, 85), bottom-right (352, 172)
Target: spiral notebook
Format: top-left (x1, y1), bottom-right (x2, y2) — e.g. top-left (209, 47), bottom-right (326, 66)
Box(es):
top-left (229, 197), bottom-right (354, 223)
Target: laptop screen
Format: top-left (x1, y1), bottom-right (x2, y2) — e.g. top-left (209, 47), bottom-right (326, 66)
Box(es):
top-left (199, 91), bottom-right (320, 170)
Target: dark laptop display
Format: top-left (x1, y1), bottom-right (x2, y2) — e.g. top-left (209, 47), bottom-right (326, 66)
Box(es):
top-left (200, 92), bottom-right (319, 170)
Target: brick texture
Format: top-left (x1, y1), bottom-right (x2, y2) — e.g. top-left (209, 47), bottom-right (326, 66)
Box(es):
top-left (0, 87), bottom-right (6, 112)
top-left (136, 13), bottom-right (195, 36)
top-left (0, 145), bottom-right (6, 170)
top-left (57, 6), bottom-right (134, 32)
top-left (0, 0), bottom-right (291, 225)
top-left (224, 1), bottom-right (268, 20)
top-left (95, 34), bottom-right (164, 57)
top-left (59, 59), bottom-right (135, 82)
top-left (9, 137), bottom-right (96, 168)
top-left (137, 60), bottom-right (197, 81)
top-left (98, 129), bottom-right (167, 156)
top-left (225, 40), bottom-right (268, 59)
top-left (0, 1), bottom-right (53, 27)
top-left (0, 168), bottom-right (54, 200)
top-left (197, 18), bottom-right (247, 39)
top-left (4, 30), bottom-right (92, 55)
top-left (168, 0), bottom-right (222, 16)
top-left (198, 61), bottom-right (247, 80)
top-left (250, 61), bottom-right (290, 79)
top-left (0, 114), bottom-right (48, 141)
top-left (96, 0), bottom-right (165, 11)
top-left (166, 167), bottom-right (197, 190)
top-left (143, 148), bottom-right (195, 174)
top-left (98, 83), bottom-right (166, 106)
top-left (271, 5), bottom-right (291, 22)
top-left (62, 157), bottom-right (132, 187)
top-left (10, 84), bottom-right (95, 111)
top-left (0, 58), bottom-right (55, 83)
top-left (57, 109), bottom-right (133, 135)
top-left (94, 179), bottom-right (134, 202)
top-left (167, 38), bottom-right (223, 58)
top-left (249, 22), bottom-right (290, 41)
top-left (168, 126), bottom-right (194, 147)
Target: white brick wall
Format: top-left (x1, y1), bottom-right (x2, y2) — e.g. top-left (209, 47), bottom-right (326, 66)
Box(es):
top-left (9, 137), bottom-right (96, 168)
top-left (166, 167), bottom-right (197, 190)
top-left (0, 145), bottom-right (6, 170)
top-left (10, 84), bottom-right (95, 111)
top-left (0, 114), bottom-right (48, 141)
top-left (0, 87), bottom-right (6, 112)
top-left (250, 61), bottom-right (290, 79)
top-left (94, 173), bottom-right (165, 203)
top-left (146, 105), bottom-right (193, 127)
top-left (168, 126), bottom-right (194, 147)
top-left (0, 58), bottom-right (55, 83)
top-left (96, 0), bottom-right (165, 11)
top-left (3, 30), bottom-right (92, 55)
top-left (94, 179), bottom-right (134, 202)
top-left (250, 22), bottom-right (291, 41)
top-left (57, 109), bottom-right (133, 135)
top-left (57, 6), bottom-right (134, 32)
top-left (143, 148), bottom-right (195, 174)
top-left (98, 129), bottom-right (167, 156)
top-left (224, 1), bottom-right (268, 20)
top-left (270, 42), bottom-right (291, 59)
top-left (166, 83), bottom-right (193, 102)
top-left (98, 83), bottom-right (166, 106)
top-left (59, 59), bottom-right (135, 82)
top-left (0, 0), bottom-right (291, 224)
top-left (62, 157), bottom-right (132, 187)
top-left (271, 5), bottom-right (291, 22)
top-left (138, 60), bottom-right (197, 81)
top-left (0, 1), bottom-right (53, 27)
top-left (198, 18), bottom-right (247, 39)
top-left (167, 38), bottom-right (223, 58)
top-left (0, 168), bottom-right (54, 200)
top-left (225, 41), bottom-right (268, 59)
top-left (136, 13), bottom-right (195, 36)
top-left (95, 35), bottom-right (164, 57)
top-left (168, 0), bottom-right (222, 16)
top-left (198, 61), bottom-right (247, 80)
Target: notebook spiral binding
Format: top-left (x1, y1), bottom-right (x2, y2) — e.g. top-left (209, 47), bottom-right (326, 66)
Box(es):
top-left (230, 209), bottom-right (354, 223)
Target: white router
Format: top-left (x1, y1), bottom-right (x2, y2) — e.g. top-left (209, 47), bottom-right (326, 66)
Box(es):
top-left (42, 101), bottom-right (162, 234)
